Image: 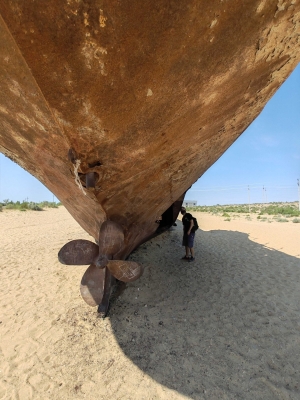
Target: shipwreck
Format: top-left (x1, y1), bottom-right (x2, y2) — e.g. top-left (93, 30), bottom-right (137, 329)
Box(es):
top-left (0, 1), bottom-right (299, 315)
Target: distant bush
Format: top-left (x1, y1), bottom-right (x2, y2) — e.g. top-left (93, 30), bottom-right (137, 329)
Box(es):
top-left (277, 218), bottom-right (288, 222)
top-left (292, 218), bottom-right (300, 223)
top-left (29, 203), bottom-right (43, 211)
top-left (5, 201), bottom-right (34, 211)
top-left (260, 205), bottom-right (300, 217)
top-left (5, 203), bottom-right (18, 209)
top-left (224, 218), bottom-right (231, 221)
top-left (222, 212), bottom-right (230, 217)
top-left (1, 200), bottom-right (58, 211)
top-left (186, 203), bottom-right (299, 217)
top-left (38, 201), bottom-right (58, 208)
top-left (0, 204), bottom-right (2, 212)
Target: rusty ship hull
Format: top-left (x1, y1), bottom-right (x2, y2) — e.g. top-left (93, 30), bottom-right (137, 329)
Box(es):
top-left (0, 1), bottom-right (299, 312)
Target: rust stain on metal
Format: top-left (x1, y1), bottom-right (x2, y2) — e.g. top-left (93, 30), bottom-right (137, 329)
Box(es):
top-left (0, 1), bottom-right (300, 311)
top-left (107, 260), bottom-right (143, 283)
top-left (58, 240), bottom-right (99, 266)
top-left (80, 265), bottom-right (105, 307)
top-left (98, 221), bottom-right (125, 257)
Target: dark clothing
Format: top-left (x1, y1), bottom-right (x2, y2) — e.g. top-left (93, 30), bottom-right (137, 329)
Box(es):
top-left (182, 232), bottom-right (195, 248)
top-left (182, 213), bottom-right (194, 233)
top-left (182, 212), bottom-right (196, 249)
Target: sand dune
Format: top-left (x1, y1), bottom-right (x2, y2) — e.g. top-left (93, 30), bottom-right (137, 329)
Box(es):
top-left (0, 207), bottom-right (299, 399)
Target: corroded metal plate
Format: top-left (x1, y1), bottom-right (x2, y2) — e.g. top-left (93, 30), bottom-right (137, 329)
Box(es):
top-left (58, 239), bottom-right (98, 265)
top-left (80, 264), bottom-right (105, 307)
top-left (107, 260), bottom-right (143, 283)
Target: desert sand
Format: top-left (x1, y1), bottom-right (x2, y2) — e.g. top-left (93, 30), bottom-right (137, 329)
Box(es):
top-left (0, 207), bottom-right (300, 400)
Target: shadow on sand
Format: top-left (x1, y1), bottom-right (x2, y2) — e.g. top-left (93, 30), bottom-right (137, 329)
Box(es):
top-left (109, 224), bottom-right (300, 399)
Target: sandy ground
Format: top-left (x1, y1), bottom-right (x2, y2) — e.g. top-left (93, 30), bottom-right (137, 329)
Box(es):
top-left (0, 207), bottom-right (300, 400)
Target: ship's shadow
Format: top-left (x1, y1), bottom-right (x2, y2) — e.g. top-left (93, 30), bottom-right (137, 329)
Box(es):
top-left (109, 223), bottom-right (300, 399)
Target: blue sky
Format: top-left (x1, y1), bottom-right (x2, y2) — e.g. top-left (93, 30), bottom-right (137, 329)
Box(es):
top-left (187, 63), bottom-right (300, 205)
top-left (0, 64), bottom-right (299, 205)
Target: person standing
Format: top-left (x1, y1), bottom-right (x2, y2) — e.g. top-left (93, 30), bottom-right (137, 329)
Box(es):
top-left (180, 206), bottom-right (195, 262)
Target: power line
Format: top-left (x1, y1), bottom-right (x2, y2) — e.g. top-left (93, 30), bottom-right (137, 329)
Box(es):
top-left (189, 185), bottom-right (296, 192)
top-left (186, 182), bottom-right (298, 206)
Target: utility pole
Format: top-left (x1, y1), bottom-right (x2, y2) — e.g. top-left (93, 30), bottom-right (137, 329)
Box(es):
top-left (262, 185), bottom-right (264, 204)
top-left (248, 185), bottom-right (251, 213)
top-left (297, 179), bottom-right (300, 211)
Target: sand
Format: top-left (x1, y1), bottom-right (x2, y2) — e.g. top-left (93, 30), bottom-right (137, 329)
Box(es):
top-left (0, 207), bottom-right (300, 400)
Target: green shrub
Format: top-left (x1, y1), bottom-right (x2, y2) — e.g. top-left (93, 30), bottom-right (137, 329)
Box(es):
top-left (5, 203), bottom-right (18, 209)
top-left (28, 202), bottom-right (43, 211)
top-left (3, 201), bottom-right (45, 211)
top-left (38, 201), bottom-right (58, 208)
top-left (277, 218), bottom-right (288, 222)
top-left (292, 218), bottom-right (300, 223)
top-left (20, 202), bottom-right (29, 210)
top-left (222, 212), bottom-right (230, 217)
top-left (260, 205), bottom-right (300, 217)
top-left (224, 218), bottom-right (231, 221)
top-left (185, 202), bottom-right (299, 217)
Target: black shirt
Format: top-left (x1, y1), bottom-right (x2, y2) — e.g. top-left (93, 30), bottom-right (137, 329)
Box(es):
top-left (182, 213), bottom-right (193, 233)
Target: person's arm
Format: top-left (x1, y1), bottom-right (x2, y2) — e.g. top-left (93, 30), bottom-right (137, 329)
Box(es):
top-left (187, 218), bottom-right (194, 235)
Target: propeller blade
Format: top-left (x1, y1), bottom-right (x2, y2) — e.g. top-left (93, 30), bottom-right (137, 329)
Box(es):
top-left (99, 221), bottom-right (124, 256)
top-left (107, 260), bottom-right (144, 282)
top-left (80, 264), bottom-right (105, 306)
top-left (58, 239), bottom-right (99, 265)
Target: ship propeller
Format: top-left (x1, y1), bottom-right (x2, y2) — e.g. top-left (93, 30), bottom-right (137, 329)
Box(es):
top-left (58, 220), bottom-right (143, 307)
